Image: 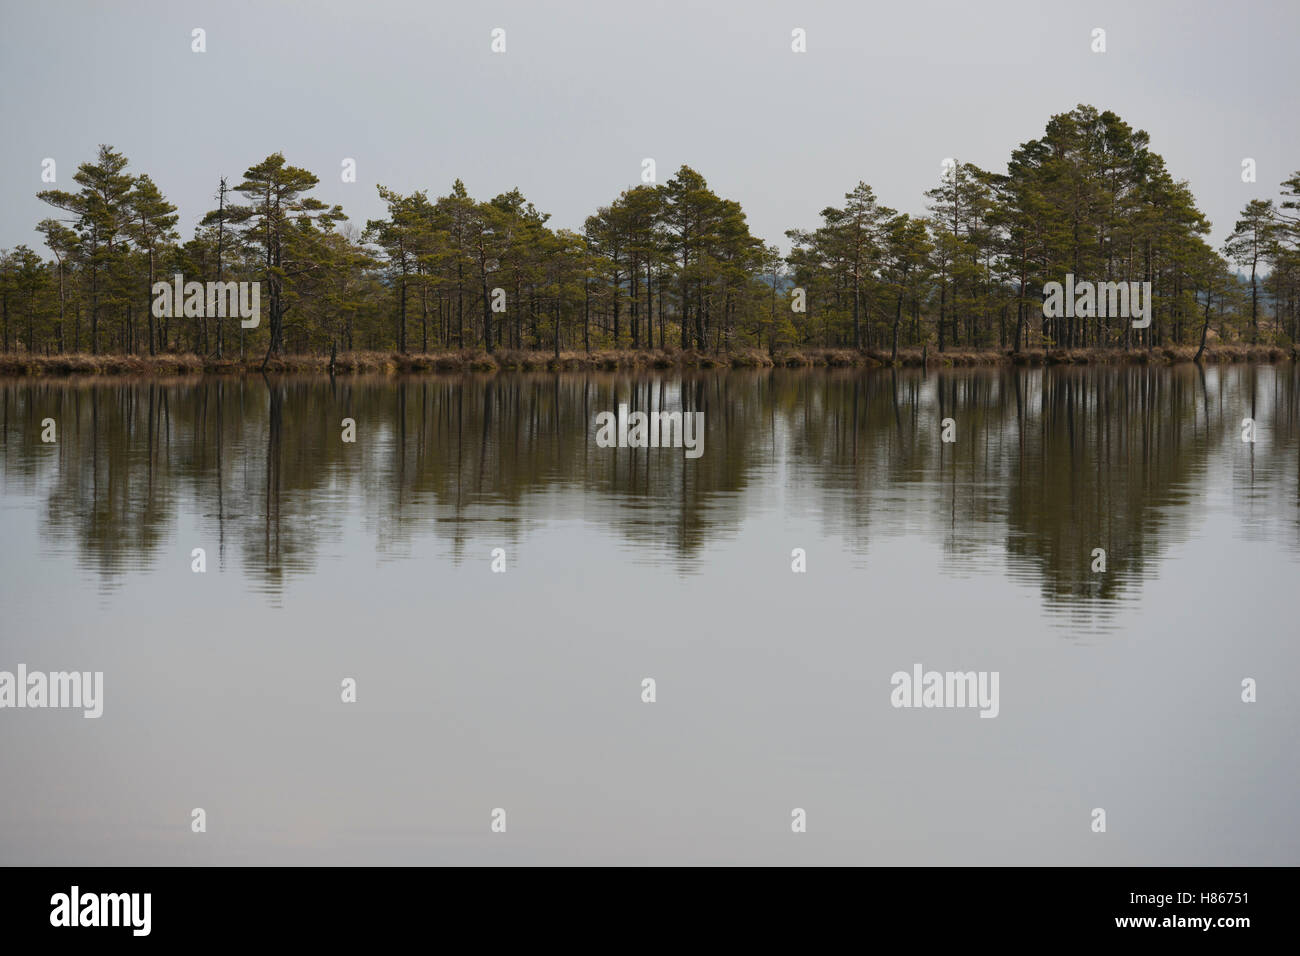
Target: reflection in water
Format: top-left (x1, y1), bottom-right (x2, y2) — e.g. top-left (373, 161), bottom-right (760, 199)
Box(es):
top-left (2, 365), bottom-right (1298, 623)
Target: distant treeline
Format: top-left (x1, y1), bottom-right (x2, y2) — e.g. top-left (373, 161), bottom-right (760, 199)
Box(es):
top-left (3, 104), bottom-right (1298, 364)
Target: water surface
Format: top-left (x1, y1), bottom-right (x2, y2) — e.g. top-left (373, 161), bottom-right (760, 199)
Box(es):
top-left (1, 365), bottom-right (1297, 864)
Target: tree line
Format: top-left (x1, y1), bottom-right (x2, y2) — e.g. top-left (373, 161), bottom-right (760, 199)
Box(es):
top-left (3, 105), bottom-right (1298, 363)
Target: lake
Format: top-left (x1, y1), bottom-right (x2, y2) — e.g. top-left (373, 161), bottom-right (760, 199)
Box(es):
top-left (1, 364), bottom-right (1297, 864)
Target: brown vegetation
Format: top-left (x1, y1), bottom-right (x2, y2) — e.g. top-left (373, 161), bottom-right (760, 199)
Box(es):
top-left (0, 345), bottom-right (1294, 378)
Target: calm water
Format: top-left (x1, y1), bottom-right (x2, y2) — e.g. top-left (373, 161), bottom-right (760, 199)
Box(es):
top-left (1, 365), bottom-right (1298, 865)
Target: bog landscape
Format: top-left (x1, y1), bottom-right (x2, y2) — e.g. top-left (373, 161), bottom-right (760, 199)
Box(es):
top-left (2, 2), bottom-right (1297, 874)
top-left (3, 105), bottom-right (1298, 375)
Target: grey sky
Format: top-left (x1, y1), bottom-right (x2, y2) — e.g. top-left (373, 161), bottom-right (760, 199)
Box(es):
top-left (1, 0), bottom-right (1296, 254)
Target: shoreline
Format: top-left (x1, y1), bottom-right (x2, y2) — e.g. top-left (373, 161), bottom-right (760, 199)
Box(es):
top-left (0, 345), bottom-right (1295, 378)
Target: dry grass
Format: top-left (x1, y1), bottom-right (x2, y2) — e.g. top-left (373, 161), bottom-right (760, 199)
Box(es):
top-left (0, 344), bottom-right (1294, 378)
top-left (0, 353), bottom-right (214, 376)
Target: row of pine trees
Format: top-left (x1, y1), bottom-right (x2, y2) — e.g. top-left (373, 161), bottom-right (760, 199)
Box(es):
top-left (3, 106), bottom-right (1298, 362)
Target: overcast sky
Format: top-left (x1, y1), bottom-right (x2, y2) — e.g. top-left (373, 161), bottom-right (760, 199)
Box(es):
top-left (1, 0), bottom-right (1296, 254)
